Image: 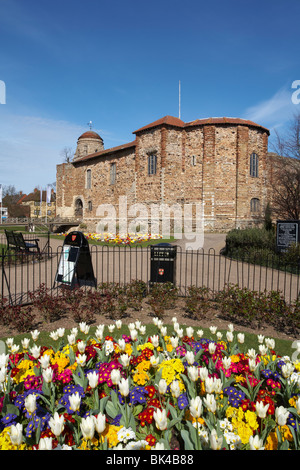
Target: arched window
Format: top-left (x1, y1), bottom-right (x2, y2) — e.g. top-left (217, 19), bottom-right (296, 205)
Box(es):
top-left (250, 153), bottom-right (259, 177)
top-left (86, 169), bottom-right (91, 189)
top-left (88, 200), bottom-right (92, 211)
top-left (250, 198), bottom-right (260, 213)
top-left (148, 154), bottom-right (157, 175)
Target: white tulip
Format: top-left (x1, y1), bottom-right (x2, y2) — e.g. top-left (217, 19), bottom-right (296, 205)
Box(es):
top-left (25, 394), bottom-right (37, 414)
top-left (76, 354), bottom-right (87, 367)
top-left (237, 333), bottom-right (245, 344)
top-left (222, 357), bottom-right (232, 370)
top-left (118, 378), bottom-right (130, 397)
top-left (153, 408), bottom-right (168, 431)
top-left (87, 371), bottom-right (99, 389)
top-left (79, 322), bottom-right (90, 334)
top-left (275, 406), bottom-right (289, 426)
top-left (69, 392), bottom-right (81, 412)
top-left (80, 415), bottom-right (95, 440)
top-left (30, 345), bottom-right (41, 359)
top-left (94, 413), bottom-right (106, 434)
top-left (249, 435), bottom-right (264, 450)
top-left (38, 437), bottom-right (53, 450)
top-left (255, 401), bottom-right (269, 419)
top-left (226, 331), bottom-right (234, 343)
top-left (199, 366), bottom-right (209, 381)
top-left (203, 394), bottom-right (217, 413)
top-left (67, 333), bottom-right (76, 345)
top-left (150, 335), bottom-right (159, 347)
top-left (185, 351), bottom-right (195, 365)
top-left (209, 429), bottom-right (223, 450)
top-left (77, 341), bottom-right (86, 353)
top-left (21, 338), bottom-right (30, 350)
top-left (31, 329), bottom-right (40, 341)
top-left (11, 344), bottom-right (20, 354)
top-left (42, 367), bottom-right (54, 384)
top-left (186, 327), bottom-right (194, 338)
top-left (187, 366), bottom-right (199, 382)
top-left (189, 396), bottom-right (203, 418)
top-left (158, 378), bottom-right (168, 395)
top-left (39, 355), bottom-right (50, 369)
top-left (49, 331), bottom-right (59, 341)
top-left (118, 339), bottom-right (126, 351)
top-left (0, 353), bottom-right (9, 368)
top-left (56, 328), bottom-right (65, 338)
top-left (111, 369), bottom-right (121, 385)
top-left (170, 380), bottom-right (181, 398)
top-left (9, 423), bottom-right (23, 446)
top-left (119, 354), bottom-right (131, 367)
top-left (49, 412), bottom-right (65, 437)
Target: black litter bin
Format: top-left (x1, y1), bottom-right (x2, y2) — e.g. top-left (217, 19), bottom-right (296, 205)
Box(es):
top-left (55, 231), bottom-right (96, 288)
top-left (150, 243), bottom-right (177, 285)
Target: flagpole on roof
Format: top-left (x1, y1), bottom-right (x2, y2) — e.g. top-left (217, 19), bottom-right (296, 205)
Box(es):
top-left (179, 80), bottom-right (181, 120)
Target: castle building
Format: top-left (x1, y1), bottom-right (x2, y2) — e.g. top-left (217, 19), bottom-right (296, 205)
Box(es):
top-left (56, 115), bottom-right (274, 233)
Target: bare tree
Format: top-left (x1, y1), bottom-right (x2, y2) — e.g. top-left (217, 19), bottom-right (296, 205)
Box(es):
top-left (270, 113), bottom-right (300, 220)
top-left (60, 147), bottom-right (74, 163)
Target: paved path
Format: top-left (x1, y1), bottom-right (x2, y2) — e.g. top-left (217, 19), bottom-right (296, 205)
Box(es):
top-left (1, 234), bottom-right (299, 305)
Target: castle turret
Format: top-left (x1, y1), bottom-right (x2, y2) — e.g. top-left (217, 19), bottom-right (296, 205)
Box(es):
top-left (73, 130), bottom-right (104, 161)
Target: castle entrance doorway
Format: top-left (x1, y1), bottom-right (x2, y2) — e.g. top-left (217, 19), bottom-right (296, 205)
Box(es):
top-left (75, 198), bottom-right (83, 217)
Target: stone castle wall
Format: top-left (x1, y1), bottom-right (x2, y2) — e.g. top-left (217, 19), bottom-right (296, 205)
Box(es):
top-left (56, 116), bottom-right (272, 233)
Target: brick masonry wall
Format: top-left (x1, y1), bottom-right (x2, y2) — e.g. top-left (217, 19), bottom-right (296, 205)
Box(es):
top-left (56, 119), bottom-right (271, 233)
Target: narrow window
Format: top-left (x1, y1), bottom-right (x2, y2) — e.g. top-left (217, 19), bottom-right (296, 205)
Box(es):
top-left (88, 200), bottom-right (92, 211)
top-left (250, 153), bottom-right (259, 177)
top-left (191, 155), bottom-right (196, 166)
top-left (86, 169), bottom-right (92, 189)
top-left (110, 163), bottom-right (116, 184)
top-left (148, 154), bottom-right (157, 175)
top-left (250, 198), bottom-right (260, 213)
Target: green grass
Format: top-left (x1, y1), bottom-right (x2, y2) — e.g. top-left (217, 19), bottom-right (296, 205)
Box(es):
top-left (0, 322), bottom-right (295, 358)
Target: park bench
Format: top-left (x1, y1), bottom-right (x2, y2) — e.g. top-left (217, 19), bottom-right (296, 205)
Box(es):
top-left (4, 230), bottom-right (40, 255)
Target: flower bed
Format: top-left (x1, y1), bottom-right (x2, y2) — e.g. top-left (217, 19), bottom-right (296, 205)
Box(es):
top-left (63, 232), bottom-right (163, 245)
top-left (1, 318), bottom-right (300, 450)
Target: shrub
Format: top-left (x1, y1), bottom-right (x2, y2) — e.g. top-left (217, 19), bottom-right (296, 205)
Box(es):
top-left (28, 284), bottom-right (65, 323)
top-left (148, 282), bottom-right (179, 319)
top-left (184, 285), bottom-right (211, 320)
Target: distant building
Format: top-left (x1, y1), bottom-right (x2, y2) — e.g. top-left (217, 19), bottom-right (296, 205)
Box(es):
top-left (20, 188), bottom-right (56, 219)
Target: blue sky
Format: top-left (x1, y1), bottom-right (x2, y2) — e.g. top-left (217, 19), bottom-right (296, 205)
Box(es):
top-left (0, 0), bottom-right (299, 194)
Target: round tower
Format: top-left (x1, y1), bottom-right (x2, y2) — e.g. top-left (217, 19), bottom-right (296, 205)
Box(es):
top-left (73, 130), bottom-right (104, 161)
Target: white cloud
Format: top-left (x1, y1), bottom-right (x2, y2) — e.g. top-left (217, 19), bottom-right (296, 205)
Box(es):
top-left (0, 113), bottom-right (87, 193)
top-left (242, 85), bottom-right (298, 135)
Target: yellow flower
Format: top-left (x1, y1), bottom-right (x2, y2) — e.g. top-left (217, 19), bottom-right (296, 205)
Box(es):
top-left (279, 425), bottom-right (293, 442)
top-left (244, 410), bottom-right (259, 431)
top-left (100, 425), bottom-right (123, 448)
top-left (51, 351), bottom-right (70, 373)
top-left (133, 360), bottom-right (151, 385)
top-left (157, 358), bottom-right (185, 385)
top-left (235, 421), bottom-right (253, 445)
top-left (137, 342), bottom-right (154, 352)
top-left (230, 355), bottom-right (240, 363)
top-left (265, 431), bottom-right (278, 450)
top-left (125, 343), bottom-right (133, 356)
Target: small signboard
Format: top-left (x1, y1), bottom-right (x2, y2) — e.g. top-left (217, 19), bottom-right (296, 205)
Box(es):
top-left (276, 220), bottom-right (300, 253)
top-left (54, 231), bottom-right (96, 288)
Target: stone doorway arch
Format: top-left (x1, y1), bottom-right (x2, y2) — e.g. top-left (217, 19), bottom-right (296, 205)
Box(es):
top-left (74, 198), bottom-right (83, 217)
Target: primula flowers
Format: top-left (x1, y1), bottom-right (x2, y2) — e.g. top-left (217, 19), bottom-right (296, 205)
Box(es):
top-left (1, 318), bottom-right (300, 451)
